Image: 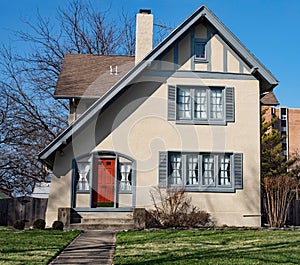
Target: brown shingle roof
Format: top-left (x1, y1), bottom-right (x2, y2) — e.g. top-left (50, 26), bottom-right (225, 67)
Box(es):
top-left (260, 91), bottom-right (279, 106)
top-left (54, 54), bottom-right (135, 98)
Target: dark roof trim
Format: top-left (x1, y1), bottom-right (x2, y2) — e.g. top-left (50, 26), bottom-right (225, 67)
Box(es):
top-left (203, 7), bottom-right (278, 90)
top-left (39, 5), bottom-right (279, 166)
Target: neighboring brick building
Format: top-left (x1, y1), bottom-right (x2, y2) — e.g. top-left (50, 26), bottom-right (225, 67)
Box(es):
top-left (272, 107), bottom-right (300, 159)
top-left (262, 91), bottom-right (300, 160)
top-left (261, 89), bottom-right (300, 158)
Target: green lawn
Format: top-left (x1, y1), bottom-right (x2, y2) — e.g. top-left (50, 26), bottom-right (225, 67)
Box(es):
top-left (115, 229), bottom-right (300, 264)
top-left (0, 229), bottom-right (80, 264)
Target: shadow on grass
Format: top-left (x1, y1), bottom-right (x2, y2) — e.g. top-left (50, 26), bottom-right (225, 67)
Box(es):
top-left (115, 230), bottom-right (300, 265)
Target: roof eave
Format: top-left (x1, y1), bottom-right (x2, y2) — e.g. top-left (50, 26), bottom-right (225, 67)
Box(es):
top-left (39, 5), bottom-right (279, 167)
top-left (202, 6), bottom-right (278, 91)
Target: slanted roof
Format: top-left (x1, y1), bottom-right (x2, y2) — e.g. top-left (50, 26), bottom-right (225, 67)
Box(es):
top-left (55, 54), bottom-right (135, 98)
top-left (261, 91), bottom-right (280, 106)
top-left (39, 5), bottom-right (279, 168)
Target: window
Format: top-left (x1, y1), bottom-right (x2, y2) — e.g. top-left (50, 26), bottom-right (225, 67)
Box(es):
top-left (194, 42), bottom-right (206, 61)
top-left (76, 161), bottom-right (90, 192)
top-left (119, 163), bottom-right (132, 192)
top-left (168, 86), bottom-right (235, 124)
top-left (202, 155), bottom-right (214, 185)
top-left (169, 153), bottom-right (182, 185)
top-left (159, 151), bottom-right (243, 192)
top-left (186, 154), bottom-right (199, 185)
top-left (218, 154), bottom-right (231, 186)
top-left (177, 87), bottom-right (224, 122)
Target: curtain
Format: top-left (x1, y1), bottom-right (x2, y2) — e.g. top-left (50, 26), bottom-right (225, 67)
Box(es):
top-left (203, 156), bottom-right (214, 185)
top-left (120, 163), bottom-right (132, 191)
top-left (178, 89), bottom-right (191, 119)
top-left (219, 156), bottom-right (230, 185)
top-left (170, 154), bottom-right (182, 185)
top-left (210, 89), bottom-right (223, 119)
top-left (77, 162), bottom-right (90, 191)
top-left (188, 155), bottom-right (198, 185)
top-left (195, 89), bottom-right (207, 119)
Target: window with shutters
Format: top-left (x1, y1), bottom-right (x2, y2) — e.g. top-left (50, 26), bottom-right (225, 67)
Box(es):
top-left (160, 151), bottom-right (242, 192)
top-left (168, 85), bottom-right (234, 124)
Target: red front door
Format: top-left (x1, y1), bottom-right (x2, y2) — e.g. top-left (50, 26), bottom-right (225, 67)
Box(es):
top-left (93, 159), bottom-right (115, 207)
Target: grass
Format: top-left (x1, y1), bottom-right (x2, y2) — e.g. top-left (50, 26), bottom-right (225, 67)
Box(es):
top-left (0, 229), bottom-right (80, 264)
top-left (114, 229), bottom-right (300, 264)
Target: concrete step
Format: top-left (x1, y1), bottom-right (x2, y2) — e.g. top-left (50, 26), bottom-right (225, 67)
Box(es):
top-left (69, 223), bottom-right (135, 231)
top-left (80, 218), bottom-right (134, 225)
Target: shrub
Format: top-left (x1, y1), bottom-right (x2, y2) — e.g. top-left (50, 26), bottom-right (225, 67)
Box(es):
top-left (33, 219), bottom-right (46, 230)
top-left (13, 220), bottom-right (25, 230)
top-left (52, 220), bottom-right (64, 230)
top-left (147, 187), bottom-right (211, 229)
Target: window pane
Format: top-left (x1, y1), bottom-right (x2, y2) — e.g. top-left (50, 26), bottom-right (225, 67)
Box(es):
top-left (76, 162), bottom-right (90, 191)
top-left (177, 89), bottom-right (191, 119)
top-left (194, 89), bottom-right (207, 119)
top-left (119, 163), bottom-right (132, 191)
top-left (186, 154), bottom-right (198, 185)
top-left (202, 155), bottom-right (214, 185)
top-left (195, 43), bottom-right (205, 59)
top-left (210, 89), bottom-right (223, 119)
top-left (169, 154), bottom-right (182, 185)
top-left (218, 155), bottom-right (231, 185)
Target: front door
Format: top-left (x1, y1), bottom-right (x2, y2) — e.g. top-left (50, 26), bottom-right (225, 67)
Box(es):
top-left (93, 159), bottom-right (115, 207)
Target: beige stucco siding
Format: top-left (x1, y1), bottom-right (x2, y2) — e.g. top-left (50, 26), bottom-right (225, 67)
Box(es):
top-left (94, 77), bottom-right (260, 226)
top-left (210, 36), bottom-right (224, 72)
top-left (195, 23), bottom-right (207, 39)
top-left (178, 34), bottom-right (191, 70)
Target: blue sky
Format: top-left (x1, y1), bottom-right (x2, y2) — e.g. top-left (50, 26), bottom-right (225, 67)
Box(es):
top-left (1, 0), bottom-right (300, 107)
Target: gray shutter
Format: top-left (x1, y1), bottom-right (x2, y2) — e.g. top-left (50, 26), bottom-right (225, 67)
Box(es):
top-left (234, 153), bottom-right (243, 189)
top-left (71, 159), bottom-right (77, 208)
top-left (158, 151), bottom-right (168, 188)
top-left (168, 85), bottom-right (176, 121)
top-left (226, 87), bottom-right (235, 122)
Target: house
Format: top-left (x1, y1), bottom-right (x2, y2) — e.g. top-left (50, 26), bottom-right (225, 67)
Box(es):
top-left (31, 182), bottom-right (51, 199)
top-left (39, 6), bottom-right (278, 228)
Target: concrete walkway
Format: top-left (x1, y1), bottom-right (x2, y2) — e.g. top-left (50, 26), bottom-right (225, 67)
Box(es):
top-left (50, 230), bottom-right (116, 265)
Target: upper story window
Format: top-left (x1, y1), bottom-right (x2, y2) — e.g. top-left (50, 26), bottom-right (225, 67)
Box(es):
top-left (158, 151), bottom-right (243, 193)
top-left (194, 41), bottom-right (207, 62)
top-left (168, 85), bottom-right (234, 125)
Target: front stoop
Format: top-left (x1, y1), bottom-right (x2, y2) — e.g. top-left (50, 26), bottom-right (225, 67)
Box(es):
top-left (69, 217), bottom-right (135, 231)
top-left (58, 208), bottom-right (146, 231)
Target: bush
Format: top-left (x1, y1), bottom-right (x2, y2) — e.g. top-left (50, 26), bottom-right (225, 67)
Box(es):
top-left (52, 220), bottom-right (64, 230)
top-left (13, 220), bottom-right (25, 230)
top-left (146, 187), bottom-right (211, 229)
top-left (33, 219), bottom-right (46, 230)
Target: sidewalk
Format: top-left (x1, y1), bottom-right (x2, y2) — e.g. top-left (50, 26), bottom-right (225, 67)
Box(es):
top-left (49, 230), bottom-right (116, 265)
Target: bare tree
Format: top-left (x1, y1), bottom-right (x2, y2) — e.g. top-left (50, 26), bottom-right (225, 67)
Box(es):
top-left (0, 0), bottom-right (173, 196)
top-left (0, 0), bottom-right (138, 196)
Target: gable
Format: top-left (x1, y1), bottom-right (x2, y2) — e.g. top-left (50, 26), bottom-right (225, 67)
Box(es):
top-left (157, 21), bottom-right (252, 75)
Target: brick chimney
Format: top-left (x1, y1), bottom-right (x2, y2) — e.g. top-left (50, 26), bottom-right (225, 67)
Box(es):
top-left (135, 9), bottom-right (153, 64)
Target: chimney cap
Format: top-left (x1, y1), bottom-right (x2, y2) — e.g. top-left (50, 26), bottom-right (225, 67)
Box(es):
top-left (139, 9), bottom-right (151, 14)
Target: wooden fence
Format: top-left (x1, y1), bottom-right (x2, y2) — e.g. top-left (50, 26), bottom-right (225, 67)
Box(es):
top-left (287, 199), bottom-right (300, 226)
top-left (0, 197), bottom-right (48, 226)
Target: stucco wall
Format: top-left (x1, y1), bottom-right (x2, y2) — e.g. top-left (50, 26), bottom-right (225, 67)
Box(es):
top-left (94, 77), bottom-right (261, 226)
top-left (46, 21), bottom-right (262, 227)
